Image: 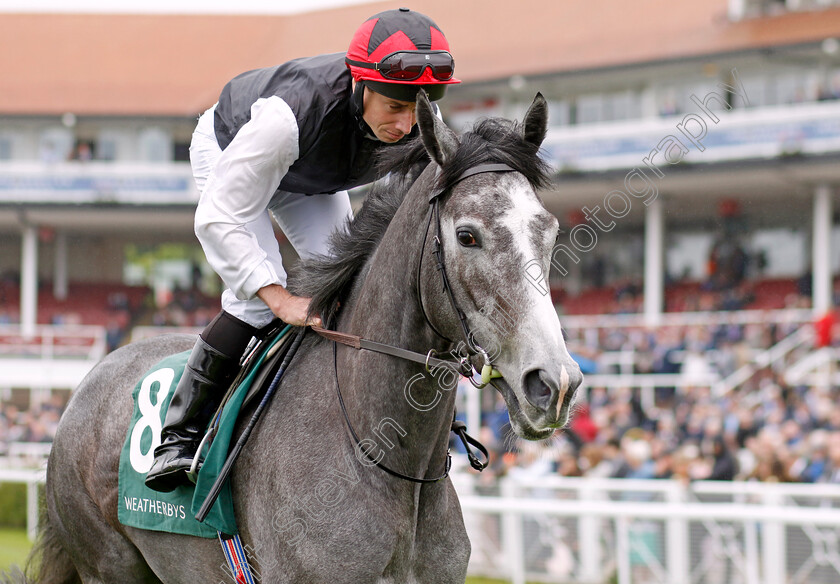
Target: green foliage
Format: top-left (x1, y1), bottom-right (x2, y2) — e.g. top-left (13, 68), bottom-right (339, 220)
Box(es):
top-left (124, 243), bottom-right (204, 277)
top-left (0, 484), bottom-right (26, 528)
top-left (125, 242), bottom-right (200, 265)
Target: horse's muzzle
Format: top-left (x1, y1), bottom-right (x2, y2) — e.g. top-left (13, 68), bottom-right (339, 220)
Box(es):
top-left (523, 365), bottom-right (582, 425)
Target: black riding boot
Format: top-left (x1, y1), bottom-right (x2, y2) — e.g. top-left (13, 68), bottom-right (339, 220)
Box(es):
top-left (144, 336), bottom-right (240, 492)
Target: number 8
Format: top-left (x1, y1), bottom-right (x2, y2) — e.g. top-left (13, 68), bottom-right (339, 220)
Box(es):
top-left (129, 367), bottom-right (175, 474)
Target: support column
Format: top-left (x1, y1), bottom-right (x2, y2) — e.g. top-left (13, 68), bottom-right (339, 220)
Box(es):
top-left (27, 479), bottom-right (39, 542)
top-left (644, 198), bottom-right (665, 326)
top-left (666, 483), bottom-right (690, 584)
top-left (53, 229), bottom-right (68, 301)
top-left (501, 479), bottom-right (525, 584)
top-left (761, 490), bottom-right (786, 584)
top-left (20, 224), bottom-right (38, 338)
top-left (465, 383), bottom-right (481, 440)
top-left (812, 184), bottom-right (833, 315)
top-left (578, 487), bottom-right (605, 582)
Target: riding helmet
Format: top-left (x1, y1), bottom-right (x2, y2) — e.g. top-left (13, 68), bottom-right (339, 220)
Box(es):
top-left (345, 7), bottom-right (460, 102)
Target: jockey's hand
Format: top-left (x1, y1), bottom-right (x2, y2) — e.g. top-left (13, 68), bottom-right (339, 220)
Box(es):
top-left (257, 284), bottom-right (322, 327)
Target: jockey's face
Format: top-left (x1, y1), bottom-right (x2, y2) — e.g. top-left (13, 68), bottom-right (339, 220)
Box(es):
top-left (362, 87), bottom-right (416, 143)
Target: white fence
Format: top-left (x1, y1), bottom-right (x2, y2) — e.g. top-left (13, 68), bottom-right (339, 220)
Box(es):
top-left (561, 308), bottom-right (814, 333)
top-left (0, 468), bottom-right (45, 542)
top-left (0, 324), bottom-right (106, 394)
top-left (0, 324), bottom-right (106, 361)
top-left (451, 472), bottom-right (840, 584)
top-left (130, 325), bottom-right (203, 342)
top-left (3, 467), bottom-right (840, 584)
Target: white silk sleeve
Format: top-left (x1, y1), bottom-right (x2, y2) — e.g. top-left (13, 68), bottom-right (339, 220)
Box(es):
top-left (194, 96), bottom-right (300, 300)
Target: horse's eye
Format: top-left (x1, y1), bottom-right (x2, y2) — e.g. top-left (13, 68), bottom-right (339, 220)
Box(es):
top-left (457, 229), bottom-right (478, 247)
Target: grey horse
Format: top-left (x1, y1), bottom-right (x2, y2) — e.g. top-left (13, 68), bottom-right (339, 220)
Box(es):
top-left (16, 92), bottom-right (582, 584)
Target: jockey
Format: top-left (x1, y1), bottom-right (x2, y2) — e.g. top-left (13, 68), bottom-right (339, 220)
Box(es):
top-left (145, 8), bottom-right (460, 492)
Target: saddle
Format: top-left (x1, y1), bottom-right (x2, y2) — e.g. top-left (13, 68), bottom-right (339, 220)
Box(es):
top-left (190, 324), bottom-right (301, 525)
top-left (117, 324), bottom-right (300, 538)
top-left (217, 324), bottom-right (298, 427)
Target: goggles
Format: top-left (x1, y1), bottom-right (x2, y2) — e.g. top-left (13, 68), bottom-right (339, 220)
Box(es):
top-left (345, 50), bottom-right (455, 82)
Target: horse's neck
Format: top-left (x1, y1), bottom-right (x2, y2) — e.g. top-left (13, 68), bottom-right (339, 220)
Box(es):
top-left (335, 191), bottom-right (456, 479)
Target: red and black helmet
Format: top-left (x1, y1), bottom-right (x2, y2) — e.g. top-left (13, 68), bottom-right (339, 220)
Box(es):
top-left (346, 7), bottom-right (460, 102)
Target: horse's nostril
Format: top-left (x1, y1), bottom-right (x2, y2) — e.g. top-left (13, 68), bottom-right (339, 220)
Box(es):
top-left (569, 369), bottom-right (583, 393)
top-left (524, 369), bottom-right (553, 409)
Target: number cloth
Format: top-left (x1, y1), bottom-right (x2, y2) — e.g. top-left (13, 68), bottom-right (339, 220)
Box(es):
top-left (118, 333), bottom-right (287, 536)
top-left (118, 351), bottom-right (221, 537)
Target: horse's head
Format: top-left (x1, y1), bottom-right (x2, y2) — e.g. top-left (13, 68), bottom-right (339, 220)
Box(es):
top-left (416, 91), bottom-right (583, 440)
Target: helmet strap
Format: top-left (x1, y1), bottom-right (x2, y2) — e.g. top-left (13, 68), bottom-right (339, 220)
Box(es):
top-left (351, 82), bottom-right (376, 138)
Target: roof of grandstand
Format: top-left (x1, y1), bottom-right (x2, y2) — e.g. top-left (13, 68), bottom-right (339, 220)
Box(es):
top-left (4, 0), bottom-right (840, 115)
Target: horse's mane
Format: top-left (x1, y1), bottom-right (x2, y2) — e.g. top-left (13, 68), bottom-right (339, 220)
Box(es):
top-left (290, 116), bottom-right (552, 326)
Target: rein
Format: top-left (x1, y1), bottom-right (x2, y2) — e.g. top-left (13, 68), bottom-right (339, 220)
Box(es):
top-left (318, 332), bottom-right (489, 483)
top-left (313, 162), bottom-right (515, 483)
top-left (328, 339), bottom-right (452, 484)
top-left (312, 326), bottom-right (473, 377)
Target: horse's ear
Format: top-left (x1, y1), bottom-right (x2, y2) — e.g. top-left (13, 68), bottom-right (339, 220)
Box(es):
top-left (522, 92), bottom-right (549, 149)
top-left (416, 89), bottom-right (459, 167)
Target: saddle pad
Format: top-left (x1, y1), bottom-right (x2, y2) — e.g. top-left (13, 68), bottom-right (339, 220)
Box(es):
top-left (118, 328), bottom-right (291, 537)
top-left (117, 350), bottom-right (220, 538)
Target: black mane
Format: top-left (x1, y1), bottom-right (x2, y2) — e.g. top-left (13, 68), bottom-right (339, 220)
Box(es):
top-left (289, 116), bottom-right (552, 326)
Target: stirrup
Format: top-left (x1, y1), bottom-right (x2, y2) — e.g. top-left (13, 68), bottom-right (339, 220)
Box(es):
top-left (186, 425), bottom-right (217, 484)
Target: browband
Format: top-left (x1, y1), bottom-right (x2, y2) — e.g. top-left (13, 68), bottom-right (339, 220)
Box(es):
top-left (428, 163), bottom-right (516, 202)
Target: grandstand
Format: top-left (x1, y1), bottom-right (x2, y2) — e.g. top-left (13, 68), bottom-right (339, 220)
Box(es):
top-left (1, 1), bottom-right (839, 582)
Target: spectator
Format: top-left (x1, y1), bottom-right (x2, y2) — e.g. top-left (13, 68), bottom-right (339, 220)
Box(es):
top-left (703, 438), bottom-right (739, 481)
top-left (569, 404), bottom-right (598, 443)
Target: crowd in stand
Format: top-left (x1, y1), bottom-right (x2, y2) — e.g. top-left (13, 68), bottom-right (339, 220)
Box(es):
top-left (566, 301), bottom-right (808, 381)
top-left (1, 274), bottom-right (838, 486)
top-left (474, 374), bottom-right (840, 484)
top-left (148, 286), bottom-right (217, 329)
top-left (6, 356), bottom-right (840, 485)
top-left (467, 309), bottom-right (840, 485)
top-left (0, 395), bottom-right (66, 455)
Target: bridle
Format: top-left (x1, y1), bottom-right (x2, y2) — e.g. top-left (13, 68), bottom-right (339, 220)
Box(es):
top-left (418, 162), bottom-right (516, 388)
top-left (313, 162), bottom-right (517, 483)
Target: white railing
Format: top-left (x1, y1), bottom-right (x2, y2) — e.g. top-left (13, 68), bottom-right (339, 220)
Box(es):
top-left (561, 309), bottom-right (816, 397)
top-left (0, 160), bottom-right (197, 205)
top-left (561, 308), bottom-right (813, 333)
top-left (543, 99), bottom-right (840, 172)
top-left (0, 468), bottom-right (45, 542)
top-left (785, 346), bottom-right (840, 388)
top-left (451, 471), bottom-right (840, 584)
top-left (1, 358), bottom-right (99, 390)
top-left (0, 325), bottom-right (105, 391)
top-left (5, 463), bottom-right (840, 582)
top-left (712, 325), bottom-right (814, 395)
top-left (130, 325), bottom-right (202, 342)
top-left (580, 373), bottom-right (719, 410)
top-left (0, 324), bottom-right (107, 360)
top-left (5, 443), bottom-right (52, 467)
